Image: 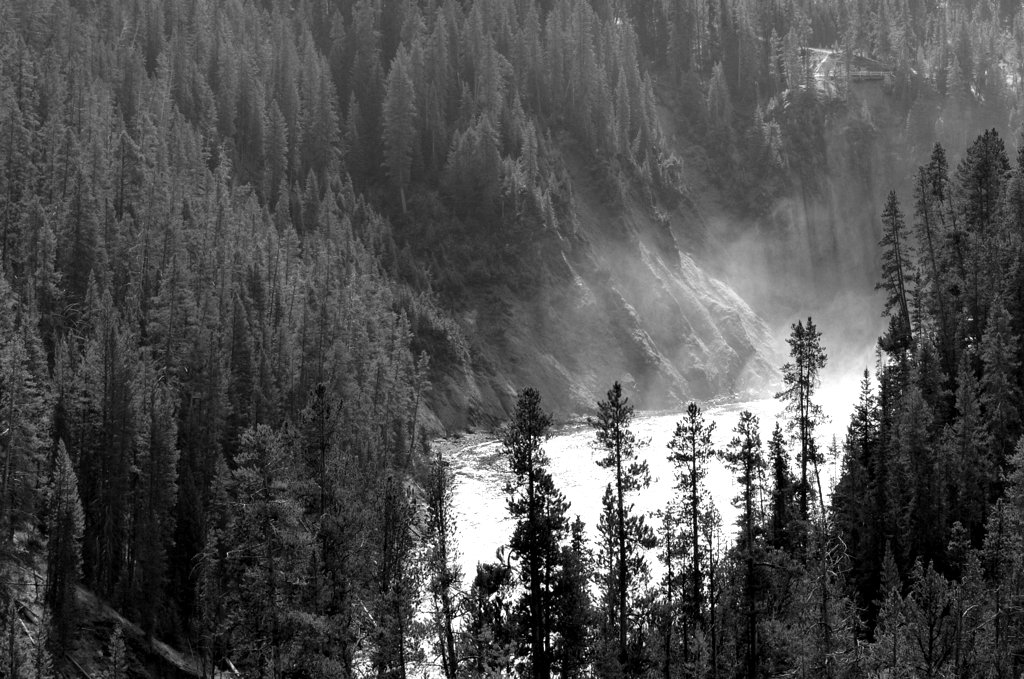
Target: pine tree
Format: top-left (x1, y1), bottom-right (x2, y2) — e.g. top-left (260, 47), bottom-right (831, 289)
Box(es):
top-left (234, 60), bottom-right (266, 188)
top-left (775, 318), bottom-right (828, 525)
top-left (591, 382), bottom-right (655, 677)
top-left (68, 286), bottom-right (141, 602)
top-left (903, 560), bottom-right (955, 678)
top-left (29, 614), bottom-right (54, 679)
top-left (0, 276), bottom-right (49, 544)
top-left (425, 444), bottom-right (461, 679)
top-left (371, 472), bottom-right (423, 679)
top-left (129, 364), bottom-right (180, 634)
top-left (382, 45), bottom-right (418, 213)
top-left (877, 191), bottom-right (914, 351)
top-left (299, 62), bottom-right (340, 185)
top-left (914, 153), bottom-right (954, 371)
top-left (265, 101), bottom-right (289, 206)
top-left (654, 503), bottom-right (682, 679)
top-left (956, 129), bottom-right (1010, 238)
top-left (421, 12), bottom-right (452, 172)
top-left (105, 625), bottom-right (129, 679)
top-left (992, 440), bottom-right (1024, 667)
top-left (768, 423), bottom-right (797, 550)
top-left (553, 518), bottom-right (593, 679)
top-left (667, 402), bottom-right (715, 631)
top-left (980, 297), bottom-right (1021, 473)
top-left (1007, 132), bottom-right (1024, 236)
top-left (196, 455), bottom-right (232, 674)
top-left (868, 543), bottom-right (908, 676)
top-left (226, 426), bottom-right (310, 679)
top-left (722, 410), bottom-right (766, 679)
top-left (465, 559), bottom-right (514, 677)
top-left (833, 370), bottom-right (885, 621)
top-left (45, 442), bottom-right (83, 652)
top-left (503, 387), bottom-right (568, 679)
top-left (896, 381), bottom-right (946, 565)
top-left (951, 352), bottom-right (992, 543)
top-left (956, 129), bottom-right (1011, 339)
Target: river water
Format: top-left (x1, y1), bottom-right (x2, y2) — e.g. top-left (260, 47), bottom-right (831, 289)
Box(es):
top-left (447, 365), bottom-right (869, 578)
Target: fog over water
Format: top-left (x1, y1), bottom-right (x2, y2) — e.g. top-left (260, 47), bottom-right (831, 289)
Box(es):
top-left (449, 340), bottom-right (875, 578)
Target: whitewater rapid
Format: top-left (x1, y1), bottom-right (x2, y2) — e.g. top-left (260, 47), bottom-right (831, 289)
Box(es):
top-left (448, 368), bottom-right (867, 579)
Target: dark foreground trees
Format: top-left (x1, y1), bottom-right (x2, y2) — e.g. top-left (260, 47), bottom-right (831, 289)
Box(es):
top-left (3, 0), bottom-right (1024, 669)
top-left (832, 129), bottom-right (1024, 674)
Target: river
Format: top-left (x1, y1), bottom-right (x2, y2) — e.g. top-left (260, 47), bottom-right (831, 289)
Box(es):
top-left (446, 363), bottom-right (870, 579)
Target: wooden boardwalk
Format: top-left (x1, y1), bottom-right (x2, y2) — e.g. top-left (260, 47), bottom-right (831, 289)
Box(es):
top-left (803, 47), bottom-right (894, 83)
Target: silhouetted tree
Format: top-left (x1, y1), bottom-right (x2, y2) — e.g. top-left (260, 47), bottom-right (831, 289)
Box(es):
top-left (776, 318), bottom-right (828, 525)
top-left (591, 382), bottom-right (655, 677)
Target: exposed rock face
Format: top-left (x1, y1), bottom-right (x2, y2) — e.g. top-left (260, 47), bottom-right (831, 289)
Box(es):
top-left (426, 155), bottom-right (779, 429)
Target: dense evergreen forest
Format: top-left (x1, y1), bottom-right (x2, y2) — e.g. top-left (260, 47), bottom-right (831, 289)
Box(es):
top-left (3, 0), bottom-right (1024, 676)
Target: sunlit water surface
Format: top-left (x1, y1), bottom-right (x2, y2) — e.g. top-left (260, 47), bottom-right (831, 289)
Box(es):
top-left (449, 366), bottom-right (868, 578)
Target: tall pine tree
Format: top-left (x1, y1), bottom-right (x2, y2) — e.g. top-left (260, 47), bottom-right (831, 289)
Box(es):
top-left (591, 382), bottom-right (655, 677)
top-left (776, 318), bottom-right (828, 526)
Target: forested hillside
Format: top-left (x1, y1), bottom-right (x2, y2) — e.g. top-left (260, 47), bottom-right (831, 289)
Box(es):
top-left (2, 0), bottom-right (1024, 676)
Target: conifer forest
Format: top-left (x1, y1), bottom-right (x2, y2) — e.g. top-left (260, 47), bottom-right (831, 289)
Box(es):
top-left (6, 0), bottom-right (1024, 677)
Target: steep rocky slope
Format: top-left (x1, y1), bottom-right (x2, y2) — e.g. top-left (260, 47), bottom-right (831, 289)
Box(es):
top-left (426, 142), bottom-right (779, 429)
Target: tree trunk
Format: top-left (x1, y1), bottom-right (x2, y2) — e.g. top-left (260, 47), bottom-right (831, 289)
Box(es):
top-left (616, 444), bottom-right (628, 669)
top-left (664, 520), bottom-right (673, 679)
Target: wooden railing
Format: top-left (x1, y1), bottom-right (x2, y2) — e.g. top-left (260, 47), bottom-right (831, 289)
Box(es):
top-left (816, 70), bottom-right (891, 81)
top-left (849, 71), bottom-right (890, 80)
